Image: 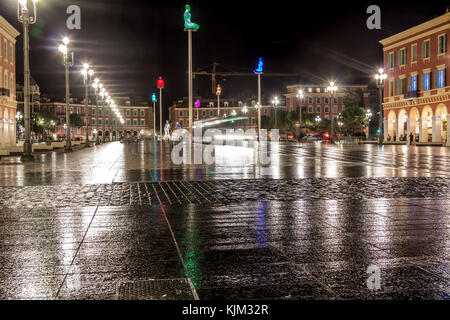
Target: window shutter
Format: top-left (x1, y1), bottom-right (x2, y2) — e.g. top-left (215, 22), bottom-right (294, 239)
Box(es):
top-left (398, 50), bottom-right (401, 66)
top-left (387, 54), bottom-right (390, 68)
top-left (444, 35), bottom-right (447, 53)
top-left (407, 77), bottom-right (411, 92)
top-left (392, 52), bottom-right (395, 67)
top-left (443, 69), bottom-right (446, 87)
top-left (421, 42), bottom-right (425, 58)
top-left (396, 79), bottom-right (400, 95)
top-left (433, 71), bottom-right (438, 89)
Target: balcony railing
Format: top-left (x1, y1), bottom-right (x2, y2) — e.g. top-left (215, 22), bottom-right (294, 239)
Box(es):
top-left (0, 88), bottom-right (10, 97)
top-left (404, 91), bottom-right (419, 99)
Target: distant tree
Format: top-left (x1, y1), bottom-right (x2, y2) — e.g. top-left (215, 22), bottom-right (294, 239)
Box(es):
top-left (341, 105), bottom-right (368, 135)
top-left (33, 109), bottom-right (57, 141)
top-left (344, 88), bottom-right (365, 108)
top-left (70, 113), bottom-right (85, 128)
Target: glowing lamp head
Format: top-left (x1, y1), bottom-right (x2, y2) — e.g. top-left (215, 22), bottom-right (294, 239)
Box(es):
top-left (88, 70), bottom-right (94, 76)
top-left (19, 0), bottom-right (27, 5)
top-left (58, 44), bottom-right (67, 54)
top-left (63, 37), bottom-right (70, 45)
top-left (152, 93), bottom-right (157, 102)
top-left (83, 63), bottom-right (89, 70)
top-left (81, 69), bottom-right (87, 76)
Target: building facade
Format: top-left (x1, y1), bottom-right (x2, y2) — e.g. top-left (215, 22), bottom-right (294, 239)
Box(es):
top-left (37, 97), bottom-right (153, 141)
top-left (169, 97), bottom-right (273, 129)
top-left (285, 84), bottom-right (370, 119)
top-left (0, 15), bottom-right (20, 147)
top-left (380, 11), bottom-right (449, 145)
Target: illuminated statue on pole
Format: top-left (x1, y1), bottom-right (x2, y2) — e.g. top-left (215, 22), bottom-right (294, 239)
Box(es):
top-left (254, 58), bottom-right (263, 73)
top-left (184, 4), bottom-right (199, 30)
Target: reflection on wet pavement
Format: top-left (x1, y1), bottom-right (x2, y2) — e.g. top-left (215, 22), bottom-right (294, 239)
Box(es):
top-left (0, 141), bottom-right (448, 299)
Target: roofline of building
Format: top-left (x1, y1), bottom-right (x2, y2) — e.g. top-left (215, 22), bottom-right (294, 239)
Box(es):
top-left (0, 15), bottom-right (20, 40)
top-left (379, 12), bottom-right (450, 47)
top-left (286, 84), bottom-right (368, 88)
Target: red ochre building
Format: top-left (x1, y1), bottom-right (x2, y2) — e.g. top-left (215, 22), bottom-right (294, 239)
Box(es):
top-left (36, 96), bottom-right (154, 141)
top-left (285, 84), bottom-right (370, 119)
top-left (0, 15), bottom-right (19, 147)
top-left (380, 11), bottom-right (449, 145)
top-left (169, 97), bottom-right (273, 129)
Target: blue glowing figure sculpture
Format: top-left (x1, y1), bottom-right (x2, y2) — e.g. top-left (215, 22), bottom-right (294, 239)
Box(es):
top-left (152, 93), bottom-right (157, 103)
top-left (254, 58), bottom-right (263, 74)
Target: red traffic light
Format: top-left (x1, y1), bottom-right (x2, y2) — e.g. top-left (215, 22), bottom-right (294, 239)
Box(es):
top-left (157, 76), bottom-right (164, 89)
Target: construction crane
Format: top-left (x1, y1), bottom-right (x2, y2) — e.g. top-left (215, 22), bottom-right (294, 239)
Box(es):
top-left (192, 62), bottom-right (298, 95)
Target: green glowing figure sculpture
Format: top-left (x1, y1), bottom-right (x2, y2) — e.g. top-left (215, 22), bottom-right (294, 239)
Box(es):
top-left (184, 4), bottom-right (199, 30)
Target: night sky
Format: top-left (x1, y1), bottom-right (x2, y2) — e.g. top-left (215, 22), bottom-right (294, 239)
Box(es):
top-left (0, 0), bottom-right (447, 118)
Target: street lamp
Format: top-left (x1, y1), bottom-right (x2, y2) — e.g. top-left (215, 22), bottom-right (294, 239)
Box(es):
top-left (58, 36), bottom-right (74, 152)
top-left (327, 81), bottom-right (338, 141)
top-left (375, 68), bottom-right (387, 144)
top-left (16, 112), bottom-right (23, 143)
top-left (151, 93), bottom-right (157, 138)
top-left (216, 84), bottom-right (222, 116)
top-left (17, 0), bottom-right (39, 161)
top-left (296, 88), bottom-right (304, 140)
top-left (254, 58), bottom-right (263, 141)
top-left (81, 64), bottom-right (94, 146)
top-left (272, 96), bottom-right (279, 130)
top-left (157, 76), bottom-right (164, 137)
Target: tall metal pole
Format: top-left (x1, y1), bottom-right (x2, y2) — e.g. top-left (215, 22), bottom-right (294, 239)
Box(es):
top-left (159, 87), bottom-right (163, 136)
top-left (257, 73), bottom-right (261, 140)
top-left (330, 92), bottom-right (334, 140)
top-left (188, 29), bottom-right (193, 136)
top-left (65, 59), bottom-right (72, 151)
top-left (20, 6), bottom-right (33, 161)
top-left (84, 81), bottom-right (90, 146)
top-left (153, 101), bottom-right (156, 138)
top-left (102, 99), bottom-right (106, 142)
top-left (379, 87), bottom-right (383, 144)
top-left (217, 95), bottom-right (220, 116)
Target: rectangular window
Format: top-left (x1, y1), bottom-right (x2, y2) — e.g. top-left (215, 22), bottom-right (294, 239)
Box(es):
top-left (308, 97), bottom-right (313, 104)
top-left (105, 119), bottom-right (109, 125)
top-left (10, 75), bottom-right (13, 94)
top-left (202, 110), bottom-right (206, 116)
top-left (422, 73), bottom-right (431, 91)
top-left (9, 44), bottom-right (12, 64)
top-left (179, 119), bottom-right (183, 126)
top-left (126, 119), bottom-right (131, 125)
top-left (398, 48), bottom-right (407, 66)
top-left (76, 107), bottom-right (80, 114)
top-left (97, 119), bottom-right (102, 125)
top-left (133, 119), bottom-right (138, 125)
top-left (209, 110), bottom-right (214, 116)
top-left (92, 119), bottom-right (96, 125)
top-left (98, 109), bottom-right (102, 115)
top-left (324, 107), bottom-right (329, 113)
top-left (435, 69), bottom-right (445, 88)
top-left (422, 40), bottom-right (430, 58)
top-left (3, 41), bottom-right (6, 61)
top-left (133, 110), bottom-right (138, 116)
top-left (179, 111), bottom-right (183, 117)
top-left (438, 34), bottom-right (447, 54)
top-left (324, 98), bottom-right (329, 104)
top-left (389, 79), bottom-right (394, 96)
top-left (387, 52), bottom-right (395, 68)
top-left (140, 110), bottom-right (145, 116)
top-left (333, 106), bottom-right (338, 113)
top-left (333, 98), bottom-right (338, 104)
top-left (316, 106), bottom-right (321, 113)
top-left (92, 108), bottom-right (96, 115)
top-left (140, 119), bottom-right (145, 126)
top-left (411, 44), bottom-right (417, 62)
top-left (397, 78), bottom-right (406, 95)
top-left (409, 75), bottom-right (417, 92)
top-left (77, 128), bottom-right (81, 134)
top-left (126, 110), bottom-right (130, 116)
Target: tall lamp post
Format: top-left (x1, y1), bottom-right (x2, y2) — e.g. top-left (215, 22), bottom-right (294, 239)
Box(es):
top-left (296, 88), bottom-right (304, 139)
top-left (327, 81), bottom-right (338, 141)
top-left (81, 64), bottom-right (94, 146)
top-left (18, 0), bottom-right (39, 161)
top-left (254, 58), bottom-right (263, 140)
top-left (92, 79), bottom-right (100, 142)
top-left (157, 77), bottom-right (164, 137)
top-left (103, 93), bottom-right (110, 142)
top-left (184, 4), bottom-right (199, 136)
top-left (152, 93), bottom-right (157, 138)
top-left (58, 36), bottom-right (73, 152)
top-left (375, 68), bottom-right (387, 144)
top-left (216, 84), bottom-right (221, 116)
top-left (272, 96), bottom-right (279, 130)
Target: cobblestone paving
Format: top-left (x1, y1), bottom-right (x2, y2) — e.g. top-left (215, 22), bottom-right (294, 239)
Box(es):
top-left (1, 177), bottom-right (449, 208)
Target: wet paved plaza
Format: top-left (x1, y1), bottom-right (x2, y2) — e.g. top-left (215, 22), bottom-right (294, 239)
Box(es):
top-left (0, 141), bottom-right (449, 299)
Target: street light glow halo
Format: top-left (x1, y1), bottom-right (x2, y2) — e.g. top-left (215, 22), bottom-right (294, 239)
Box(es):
top-left (63, 37), bottom-right (70, 45)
